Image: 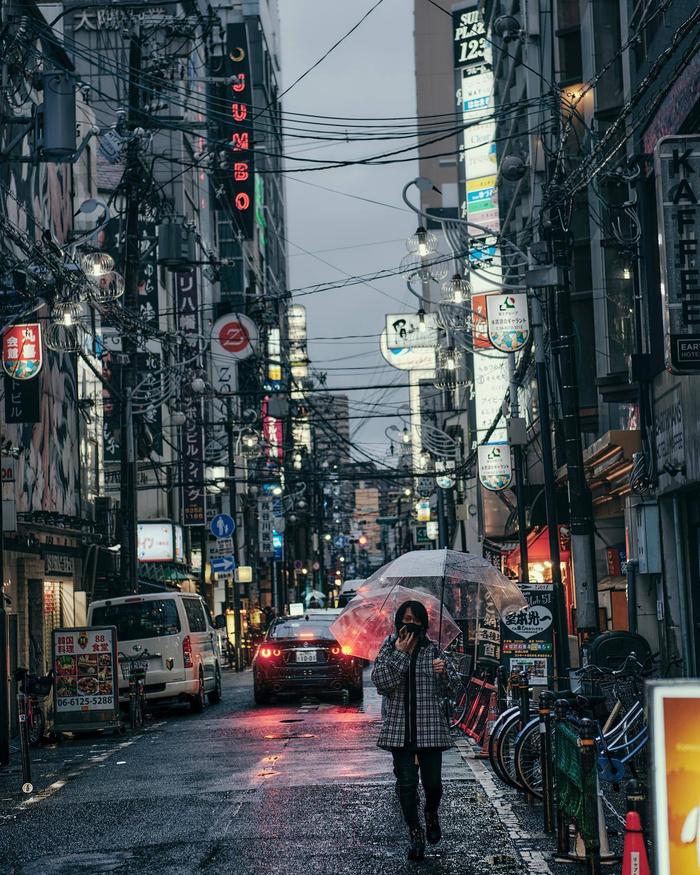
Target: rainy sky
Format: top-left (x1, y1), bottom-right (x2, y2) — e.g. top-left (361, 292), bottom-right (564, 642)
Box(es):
top-left (279, 0), bottom-right (419, 459)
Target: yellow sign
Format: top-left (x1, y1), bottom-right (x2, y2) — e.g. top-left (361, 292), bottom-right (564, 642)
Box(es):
top-left (650, 680), bottom-right (700, 874)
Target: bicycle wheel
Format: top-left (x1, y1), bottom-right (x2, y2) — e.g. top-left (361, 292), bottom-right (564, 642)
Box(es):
top-left (493, 711), bottom-right (523, 789)
top-left (449, 689), bottom-right (469, 729)
top-left (488, 706), bottom-right (518, 776)
top-left (513, 718), bottom-right (543, 799)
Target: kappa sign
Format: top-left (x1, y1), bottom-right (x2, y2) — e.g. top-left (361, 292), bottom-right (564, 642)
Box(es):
top-left (211, 314), bottom-right (258, 362)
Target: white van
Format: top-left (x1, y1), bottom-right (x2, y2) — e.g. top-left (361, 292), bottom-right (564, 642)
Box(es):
top-left (87, 592), bottom-right (222, 712)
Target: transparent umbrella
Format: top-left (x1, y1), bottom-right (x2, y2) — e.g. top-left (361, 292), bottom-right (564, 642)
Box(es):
top-left (358, 549), bottom-right (527, 643)
top-left (328, 584), bottom-right (461, 661)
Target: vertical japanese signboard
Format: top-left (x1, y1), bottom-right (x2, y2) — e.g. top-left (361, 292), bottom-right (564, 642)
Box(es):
top-left (4, 374), bottom-right (40, 423)
top-left (649, 681), bottom-right (700, 875)
top-left (500, 584), bottom-right (554, 686)
top-left (226, 23), bottom-right (255, 239)
top-left (655, 136), bottom-right (700, 373)
top-left (52, 626), bottom-right (120, 732)
top-left (176, 270), bottom-right (206, 526)
top-left (475, 588), bottom-right (501, 666)
top-left (2, 323), bottom-right (42, 380)
top-left (452, 2), bottom-right (511, 492)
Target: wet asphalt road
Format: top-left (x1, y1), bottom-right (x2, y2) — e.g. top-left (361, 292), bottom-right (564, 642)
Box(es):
top-left (0, 670), bottom-right (529, 875)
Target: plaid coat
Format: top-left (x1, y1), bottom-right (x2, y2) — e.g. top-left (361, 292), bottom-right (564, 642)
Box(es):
top-left (371, 634), bottom-right (454, 751)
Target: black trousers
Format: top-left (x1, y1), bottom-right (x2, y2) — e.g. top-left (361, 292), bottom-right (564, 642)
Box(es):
top-left (391, 748), bottom-right (443, 830)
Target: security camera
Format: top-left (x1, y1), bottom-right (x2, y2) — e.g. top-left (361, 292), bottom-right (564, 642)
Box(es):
top-left (494, 15), bottom-right (521, 41)
top-left (501, 154), bottom-right (527, 182)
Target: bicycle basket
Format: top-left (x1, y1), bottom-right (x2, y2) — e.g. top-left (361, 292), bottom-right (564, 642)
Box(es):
top-left (26, 673), bottom-right (54, 697)
top-left (119, 657), bottom-right (149, 681)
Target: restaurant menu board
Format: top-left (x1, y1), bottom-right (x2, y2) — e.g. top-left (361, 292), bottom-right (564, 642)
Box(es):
top-left (52, 627), bottom-right (120, 731)
top-left (649, 681), bottom-right (700, 875)
top-left (500, 584), bottom-right (554, 686)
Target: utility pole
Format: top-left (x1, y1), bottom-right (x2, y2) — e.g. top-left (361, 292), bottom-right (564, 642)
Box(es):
top-left (530, 290), bottom-right (570, 686)
top-left (508, 356), bottom-right (529, 585)
top-left (119, 25), bottom-right (143, 594)
top-left (0, 475), bottom-right (9, 766)
top-left (550, 257), bottom-right (600, 636)
top-left (226, 398), bottom-right (242, 671)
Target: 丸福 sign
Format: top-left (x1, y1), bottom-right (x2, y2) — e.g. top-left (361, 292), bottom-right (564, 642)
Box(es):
top-left (2, 323), bottom-right (42, 380)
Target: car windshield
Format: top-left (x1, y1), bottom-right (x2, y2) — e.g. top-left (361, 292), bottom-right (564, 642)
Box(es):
top-left (271, 620), bottom-right (335, 641)
top-left (91, 600), bottom-right (181, 641)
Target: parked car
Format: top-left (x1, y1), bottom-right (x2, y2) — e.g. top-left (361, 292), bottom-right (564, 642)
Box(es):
top-left (252, 610), bottom-right (364, 705)
top-left (88, 592), bottom-right (222, 712)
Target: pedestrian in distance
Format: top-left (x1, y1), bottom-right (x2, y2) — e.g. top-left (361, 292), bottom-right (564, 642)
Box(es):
top-left (371, 599), bottom-right (455, 861)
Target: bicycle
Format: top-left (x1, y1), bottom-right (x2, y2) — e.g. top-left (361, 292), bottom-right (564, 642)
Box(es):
top-left (118, 652), bottom-right (150, 731)
top-left (512, 655), bottom-right (651, 798)
top-left (14, 668), bottom-right (53, 746)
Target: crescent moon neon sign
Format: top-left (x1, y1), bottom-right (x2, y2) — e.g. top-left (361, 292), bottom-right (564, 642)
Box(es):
top-left (229, 47), bottom-right (245, 62)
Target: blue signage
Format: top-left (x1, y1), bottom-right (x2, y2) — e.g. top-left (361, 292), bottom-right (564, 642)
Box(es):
top-left (272, 530), bottom-right (283, 560)
top-left (210, 514), bottom-right (235, 539)
top-left (211, 555), bottom-right (235, 574)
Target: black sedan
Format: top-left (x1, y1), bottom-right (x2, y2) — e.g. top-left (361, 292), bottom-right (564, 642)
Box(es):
top-left (252, 613), bottom-right (364, 705)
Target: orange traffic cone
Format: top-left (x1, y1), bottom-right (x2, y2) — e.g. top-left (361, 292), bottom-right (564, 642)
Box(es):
top-left (475, 691), bottom-right (499, 759)
top-left (621, 811), bottom-right (650, 875)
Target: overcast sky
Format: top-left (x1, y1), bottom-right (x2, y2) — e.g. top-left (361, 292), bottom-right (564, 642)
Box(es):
top-left (278, 0), bottom-right (418, 461)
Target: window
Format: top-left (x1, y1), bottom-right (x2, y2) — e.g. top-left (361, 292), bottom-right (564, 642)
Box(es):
top-left (91, 600), bottom-right (180, 642)
top-left (558, 31), bottom-right (583, 83)
top-left (183, 598), bottom-right (207, 633)
top-left (271, 621), bottom-right (335, 641)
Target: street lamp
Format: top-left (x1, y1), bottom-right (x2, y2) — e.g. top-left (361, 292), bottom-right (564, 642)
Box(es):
top-left (406, 226), bottom-right (437, 257)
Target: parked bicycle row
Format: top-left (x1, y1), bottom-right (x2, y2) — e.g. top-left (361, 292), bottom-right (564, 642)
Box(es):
top-left (445, 641), bottom-right (658, 873)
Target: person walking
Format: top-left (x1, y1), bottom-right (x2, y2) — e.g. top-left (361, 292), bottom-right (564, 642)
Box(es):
top-left (371, 599), bottom-right (454, 860)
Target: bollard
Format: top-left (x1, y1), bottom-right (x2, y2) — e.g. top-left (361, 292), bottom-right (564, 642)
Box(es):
top-left (579, 718), bottom-right (601, 875)
top-left (16, 691), bottom-right (33, 794)
top-left (553, 698), bottom-right (571, 858)
top-left (539, 690), bottom-right (555, 833)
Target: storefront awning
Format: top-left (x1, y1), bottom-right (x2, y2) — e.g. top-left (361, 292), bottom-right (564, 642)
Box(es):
top-left (506, 524), bottom-right (571, 569)
top-left (138, 563), bottom-right (194, 585)
top-left (557, 429), bottom-right (640, 507)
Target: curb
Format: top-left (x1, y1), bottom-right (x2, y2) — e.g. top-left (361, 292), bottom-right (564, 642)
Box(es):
top-left (454, 737), bottom-right (553, 874)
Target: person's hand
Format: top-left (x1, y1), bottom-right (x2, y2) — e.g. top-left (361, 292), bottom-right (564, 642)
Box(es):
top-left (395, 626), bottom-right (415, 653)
top-left (432, 658), bottom-right (446, 674)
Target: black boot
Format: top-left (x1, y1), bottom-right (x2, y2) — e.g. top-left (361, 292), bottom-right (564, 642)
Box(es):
top-left (424, 808), bottom-right (442, 844)
top-left (407, 825), bottom-right (425, 860)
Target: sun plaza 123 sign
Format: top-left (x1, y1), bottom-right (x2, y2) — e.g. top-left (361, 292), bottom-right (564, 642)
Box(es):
top-left (226, 23), bottom-right (255, 240)
top-left (655, 136), bottom-right (700, 374)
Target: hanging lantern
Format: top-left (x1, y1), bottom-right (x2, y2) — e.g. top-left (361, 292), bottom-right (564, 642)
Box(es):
top-left (81, 252), bottom-right (114, 278)
top-left (51, 300), bottom-right (83, 328)
top-left (89, 271), bottom-right (124, 303)
top-left (441, 273), bottom-right (471, 305)
top-left (406, 226), bottom-right (438, 257)
top-left (45, 321), bottom-right (85, 353)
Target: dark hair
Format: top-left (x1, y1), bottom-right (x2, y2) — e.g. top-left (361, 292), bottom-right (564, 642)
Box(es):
top-left (394, 600), bottom-right (429, 632)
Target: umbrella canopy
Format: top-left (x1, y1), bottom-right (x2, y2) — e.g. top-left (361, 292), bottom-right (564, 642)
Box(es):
top-left (328, 584), bottom-right (460, 661)
top-left (359, 549), bottom-right (527, 621)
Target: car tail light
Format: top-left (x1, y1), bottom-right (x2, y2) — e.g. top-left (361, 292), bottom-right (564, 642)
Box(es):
top-left (331, 646), bottom-right (341, 655)
top-left (260, 647), bottom-right (272, 658)
top-left (341, 645), bottom-right (352, 655)
top-left (183, 635), bottom-right (193, 668)
top-left (272, 649), bottom-right (282, 657)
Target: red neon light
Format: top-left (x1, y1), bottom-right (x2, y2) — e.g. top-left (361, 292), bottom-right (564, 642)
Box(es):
top-left (232, 74), bottom-right (246, 93)
top-left (231, 103), bottom-right (247, 122)
top-left (235, 192), bottom-right (251, 211)
top-left (234, 162), bottom-right (249, 181)
top-left (231, 132), bottom-right (249, 150)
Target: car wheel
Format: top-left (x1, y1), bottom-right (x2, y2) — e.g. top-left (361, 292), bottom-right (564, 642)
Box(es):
top-left (254, 683), bottom-right (272, 706)
top-left (208, 666), bottom-right (222, 705)
top-left (190, 670), bottom-right (206, 713)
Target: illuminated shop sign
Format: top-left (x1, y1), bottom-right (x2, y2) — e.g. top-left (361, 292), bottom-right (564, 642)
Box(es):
top-left (226, 23), bottom-right (255, 239)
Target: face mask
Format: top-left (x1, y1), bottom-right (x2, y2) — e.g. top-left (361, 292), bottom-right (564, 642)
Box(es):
top-left (401, 622), bottom-right (424, 637)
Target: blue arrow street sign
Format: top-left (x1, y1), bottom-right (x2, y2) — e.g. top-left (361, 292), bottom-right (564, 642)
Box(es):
top-left (333, 535), bottom-right (347, 549)
top-left (210, 513), bottom-right (235, 539)
top-left (211, 555), bottom-right (235, 574)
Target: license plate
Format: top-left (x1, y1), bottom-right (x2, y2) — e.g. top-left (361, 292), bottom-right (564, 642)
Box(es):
top-left (296, 651), bottom-right (317, 664)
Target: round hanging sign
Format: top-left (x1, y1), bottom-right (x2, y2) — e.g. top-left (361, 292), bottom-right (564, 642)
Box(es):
top-left (211, 313), bottom-right (259, 361)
